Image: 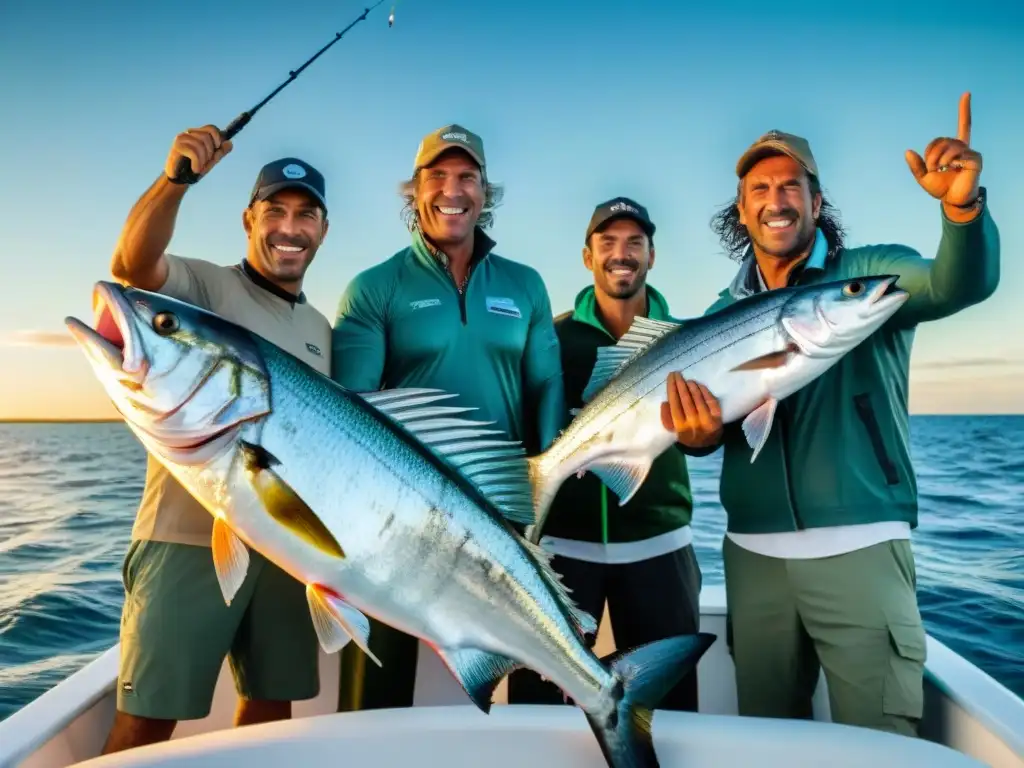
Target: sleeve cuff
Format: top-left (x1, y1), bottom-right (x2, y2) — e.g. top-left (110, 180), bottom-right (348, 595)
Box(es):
top-left (940, 186), bottom-right (987, 226)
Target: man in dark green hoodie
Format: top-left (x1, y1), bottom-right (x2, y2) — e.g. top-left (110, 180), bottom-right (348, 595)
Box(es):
top-left (506, 197), bottom-right (724, 711)
top-left (704, 93), bottom-right (999, 737)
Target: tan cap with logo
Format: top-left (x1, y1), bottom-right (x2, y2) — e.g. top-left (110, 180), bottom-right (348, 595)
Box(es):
top-left (413, 124), bottom-right (486, 172)
top-left (736, 130), bottom-right (819, 178)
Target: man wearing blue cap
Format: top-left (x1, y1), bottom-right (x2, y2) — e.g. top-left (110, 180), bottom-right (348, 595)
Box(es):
top-left (101, 124), bottom-right (333, 753)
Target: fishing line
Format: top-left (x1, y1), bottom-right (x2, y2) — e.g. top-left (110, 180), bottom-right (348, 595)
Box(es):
top-left (170, 0), bottom-right (393, 184)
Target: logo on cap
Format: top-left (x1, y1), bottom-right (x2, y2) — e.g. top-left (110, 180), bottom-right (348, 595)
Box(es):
top-left (441, 132), bottom-right (468, 142)
top-left (609, 202), bottom-right (640, 215)
top-left (282, 164), bottom-right (307, 179)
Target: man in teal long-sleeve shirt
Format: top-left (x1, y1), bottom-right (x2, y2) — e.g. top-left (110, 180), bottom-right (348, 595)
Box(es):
top-left (330, 123), bottom-right (565, 710)
top-left (704, 93), bottom-right (999, 738)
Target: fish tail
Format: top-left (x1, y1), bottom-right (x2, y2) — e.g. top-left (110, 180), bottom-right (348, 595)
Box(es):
top-left (524, 453), bottom-right (560, 543)
top-left (584, 633), bottom-right (716, 768)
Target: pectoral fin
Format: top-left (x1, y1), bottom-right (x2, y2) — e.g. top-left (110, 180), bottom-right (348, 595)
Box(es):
top-left (211, 516), bottom-right (250, 606)
top-left (742, 398), bottom-right (778, 463)
top-left (589, 458), bottom-right (653, 505)
top-left (306, 583), bottom-right (382, 666)
top-left (240, 441), bottom-right (345, 559)
top-left (435, 646), bottom-right (519, 714)
top-left (730, 343), bottom-right (800, 372)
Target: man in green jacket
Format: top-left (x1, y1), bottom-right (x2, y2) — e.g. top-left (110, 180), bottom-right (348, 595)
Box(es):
top-left (330, 123), bottom-right (566, 711)
top-left (705, 93), bottom-right (999, 736)
top-left (507, 197), bottom-right (724, 711)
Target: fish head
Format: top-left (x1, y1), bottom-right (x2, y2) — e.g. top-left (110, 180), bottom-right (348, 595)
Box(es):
top-left (780, 275), bottom-right (909, 359)
top-left (65, 281), bottom-right (271, 463)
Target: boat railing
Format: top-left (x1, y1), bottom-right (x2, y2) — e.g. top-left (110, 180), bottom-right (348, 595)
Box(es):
top-left (0, 647), bottom-right (119, 768)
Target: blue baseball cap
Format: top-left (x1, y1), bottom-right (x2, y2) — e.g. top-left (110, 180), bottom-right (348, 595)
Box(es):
top-left (249, 157), bottom-right (327, 213)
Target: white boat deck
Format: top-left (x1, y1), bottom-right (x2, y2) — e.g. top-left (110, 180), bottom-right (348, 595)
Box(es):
top-left (2, 585), bottom-right (1022, 767)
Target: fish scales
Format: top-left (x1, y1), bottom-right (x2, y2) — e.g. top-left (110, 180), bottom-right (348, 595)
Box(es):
top-left (68, 279), bottom-right (820, 766)
top-left (526, 276), bottom-right (911, 541)
top-left (245, 338), bottom-right (611, 694)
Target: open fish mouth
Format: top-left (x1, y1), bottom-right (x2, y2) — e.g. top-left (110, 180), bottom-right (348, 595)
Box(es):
top-left (865, 275), bottom-right (910, 314)
top-left (64, 282), bottom-right (144, 376)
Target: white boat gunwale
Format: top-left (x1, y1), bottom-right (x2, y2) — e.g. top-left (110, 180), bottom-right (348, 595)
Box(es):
top-left (2, 585), bottom-right (1022, 767)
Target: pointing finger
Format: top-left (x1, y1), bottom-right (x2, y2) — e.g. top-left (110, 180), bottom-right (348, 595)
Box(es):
top-left (958, 92), bottom-right (972, 145)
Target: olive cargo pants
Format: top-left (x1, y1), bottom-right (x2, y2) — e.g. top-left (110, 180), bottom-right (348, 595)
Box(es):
top-left (723, 536), bottom-right (927, 737)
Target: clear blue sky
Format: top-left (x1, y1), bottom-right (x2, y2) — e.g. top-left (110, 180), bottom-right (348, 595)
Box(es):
top-left (1, 0), bottom-right (1021, 418)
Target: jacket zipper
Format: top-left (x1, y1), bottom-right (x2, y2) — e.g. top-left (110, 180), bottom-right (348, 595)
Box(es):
top-left (447, 266), bottom-right (470, 325)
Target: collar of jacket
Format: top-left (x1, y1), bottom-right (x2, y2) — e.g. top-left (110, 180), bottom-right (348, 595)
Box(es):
top-left (410, 226), bottom-right (497, 274)
top-left (570, 283), bottom-right (675, 339)
top-left (726, 227), bottom-right (829, 300)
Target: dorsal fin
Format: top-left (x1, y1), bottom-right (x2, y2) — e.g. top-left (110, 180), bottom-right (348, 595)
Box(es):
top-left (358, 388), bottom-right (535, 527)
top-left (520, 538), bottom-right (598, 639)
top-left (581, 316), bottom-right (682, 402)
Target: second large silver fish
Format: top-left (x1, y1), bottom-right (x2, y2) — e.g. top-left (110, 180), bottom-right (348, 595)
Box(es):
top-left (526, 275), bottom-right (909, 541)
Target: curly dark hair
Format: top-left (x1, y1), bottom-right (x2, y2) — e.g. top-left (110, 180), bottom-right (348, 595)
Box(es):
top-left (398, 170), bottom-right (505, 232)
top-left (709, 173), bottom-right (846, 262)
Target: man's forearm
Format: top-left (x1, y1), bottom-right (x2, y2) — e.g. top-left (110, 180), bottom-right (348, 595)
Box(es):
top-left (534, 377), bottom-right (568, 452)
top-left (110, 173), bottom-right (188, 290)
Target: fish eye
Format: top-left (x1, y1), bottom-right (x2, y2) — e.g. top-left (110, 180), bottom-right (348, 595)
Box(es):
top-left (152, 312), bottom-right (179, 335)
top-left (842, 281), bottom-right (865, 298)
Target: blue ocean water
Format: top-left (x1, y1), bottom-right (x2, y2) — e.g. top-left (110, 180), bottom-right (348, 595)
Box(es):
top-left (0, 417), bottom-right (1021, 721)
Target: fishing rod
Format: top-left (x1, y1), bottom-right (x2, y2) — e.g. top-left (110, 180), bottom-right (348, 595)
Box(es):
top-left (170, 0), bottom-right (391, 184)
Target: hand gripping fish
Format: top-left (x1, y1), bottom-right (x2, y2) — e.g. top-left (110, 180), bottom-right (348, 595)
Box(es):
top-left (524, 275), bottom-right (909, 543)
top-left (66, 281), bottom-right (715, 768)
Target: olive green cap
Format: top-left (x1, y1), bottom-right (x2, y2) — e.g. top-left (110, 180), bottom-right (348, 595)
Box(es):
top-left (736, 130), bottom-right (819, 178)
top-left (413, 124), bottom-right (486, 172)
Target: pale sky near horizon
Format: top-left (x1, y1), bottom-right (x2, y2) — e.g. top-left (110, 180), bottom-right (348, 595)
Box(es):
top-left (1, 0), bottom-right (1022, 420)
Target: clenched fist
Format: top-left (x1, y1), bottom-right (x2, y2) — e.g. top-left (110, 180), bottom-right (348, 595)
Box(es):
top-left (164, 125), bottom-right (233, 183)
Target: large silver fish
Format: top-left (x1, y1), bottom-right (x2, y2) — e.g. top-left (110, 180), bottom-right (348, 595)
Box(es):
top-left (66, 281), bottom-right (715, 768)
top-left (525, 275), bottom-right (909, 542)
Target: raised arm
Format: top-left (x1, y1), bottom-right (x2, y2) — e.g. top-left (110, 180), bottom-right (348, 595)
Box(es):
top-left (331, 270), bottom-right (389, 392)
top-left (881, 91), bottom-right (1000, 326)
top-left (111, 125), bottom-right (232, 290)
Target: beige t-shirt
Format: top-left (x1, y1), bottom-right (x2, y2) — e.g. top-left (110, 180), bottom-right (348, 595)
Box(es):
top-left (129, 253), bottom-right (332, 547)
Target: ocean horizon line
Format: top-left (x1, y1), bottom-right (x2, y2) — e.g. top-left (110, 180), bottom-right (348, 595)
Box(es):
top-left (2, 413), bottom-right (1023, 424)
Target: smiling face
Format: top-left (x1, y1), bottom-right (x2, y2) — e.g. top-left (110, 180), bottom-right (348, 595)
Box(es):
top-left (243, 188), bottom-right (329, 292)
top-left (583, 218), bottom-right (655, 300)
top-left (738, 154), bottom-right (821, 261)
top-left (414, 150), bottom-right (484, 251)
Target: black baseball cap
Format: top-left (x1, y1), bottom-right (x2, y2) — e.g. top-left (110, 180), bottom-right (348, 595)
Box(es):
top-left (249, 157), bottom-right (327, 213)
top-left (585, 196), bottom-right (656, 243)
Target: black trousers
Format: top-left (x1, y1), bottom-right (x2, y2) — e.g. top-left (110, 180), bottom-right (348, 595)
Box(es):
top-left (337, 543), bottom-right (703, 712)
top-left (506, 543), bottom-right (703, 711)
